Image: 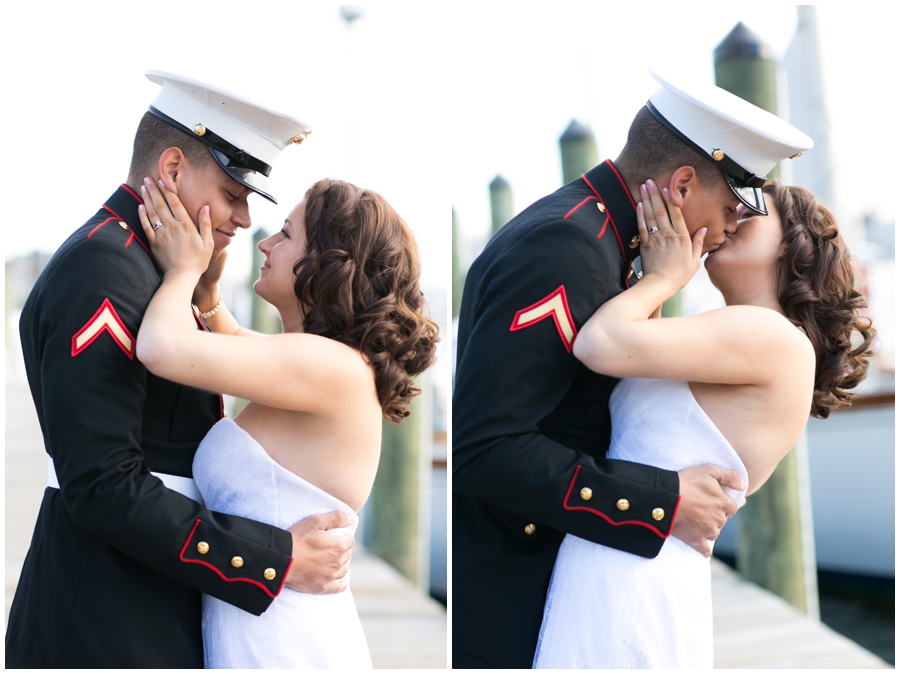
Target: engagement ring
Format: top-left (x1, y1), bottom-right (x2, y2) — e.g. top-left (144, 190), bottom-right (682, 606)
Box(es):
top-left (648, 225), bottom-right (660, 234)
top-left (153, 220), bottom-right (164, 231)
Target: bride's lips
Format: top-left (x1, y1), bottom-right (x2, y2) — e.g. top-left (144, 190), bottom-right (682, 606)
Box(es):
top-left (216, 229), bottom-right (235, 244)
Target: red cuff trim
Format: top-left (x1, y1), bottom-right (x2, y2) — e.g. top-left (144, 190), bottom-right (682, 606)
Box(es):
top-left (276, 557), bottom-right (293, 597)
top-left (88, 216), bottom-right (118, 239)
top-left (179, 519), bottom-right (280, 599)
top-left (564, 196), bottom-right (597, 220)
top-left (563, 465), bottom-right (674, 539)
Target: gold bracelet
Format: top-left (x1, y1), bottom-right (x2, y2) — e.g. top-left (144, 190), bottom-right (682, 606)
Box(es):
top-left (199, 298), bottom-right (223, 319)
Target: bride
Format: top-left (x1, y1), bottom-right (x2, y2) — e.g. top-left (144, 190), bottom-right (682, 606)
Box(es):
top-left (533, 179), bottom-right (874, 668)
top-left (134, 177), bottom-right (438, 668)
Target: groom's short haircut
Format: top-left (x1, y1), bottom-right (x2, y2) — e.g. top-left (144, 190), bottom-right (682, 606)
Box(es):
top-left (616, 106), bottom-right (721, 188)
top-left (127, 111), bottom-right (212, 182)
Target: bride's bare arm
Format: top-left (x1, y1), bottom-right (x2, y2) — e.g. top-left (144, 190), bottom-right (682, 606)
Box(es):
top-left (135, 179), bottom-right (372, 415)
top-left (573, 181), bottom-right (811, 386)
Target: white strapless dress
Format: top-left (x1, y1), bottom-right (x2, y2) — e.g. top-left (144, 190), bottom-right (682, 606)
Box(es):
top-left (533, 378), bottom-right (748, 669)
top-left (193, 418), bottom-right (372, 669)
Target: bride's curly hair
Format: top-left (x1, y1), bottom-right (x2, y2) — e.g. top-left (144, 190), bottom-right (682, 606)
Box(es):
top-left (765, 181), bottom-right (876, 419)
top-left (293, 179), bottom-right (439, 424)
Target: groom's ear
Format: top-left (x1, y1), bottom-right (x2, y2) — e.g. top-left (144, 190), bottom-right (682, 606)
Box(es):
top-left (668, 166), bottom-right (697, 207)
top-left (157, 147), bottom-right (186, 194)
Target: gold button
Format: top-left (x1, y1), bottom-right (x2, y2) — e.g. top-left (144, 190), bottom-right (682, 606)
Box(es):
top-left (580, 487), bottom-right (593, 501)
top-left (597, 202), bottom-right (606, 213)
top-left (118, 221), bottom-right (128, 229)
top-left (652, 508), bottom-right (665, 521)
top-left (712, 149), bottom-right (725, 161)
top-left (197, 541), bottom-right (209, 555)
top-left (524, 523), bottom-right (536, 535)
top-left (231, 556), bottom-right (244, 568)
top-left (616, 499), bottom-right (630, 511)
top-left (263, 568), bottom-right (277, 581)
top-left (194, 123), bottom-right (207, 136)
top-left (629, 235), bottom-right (640, 250)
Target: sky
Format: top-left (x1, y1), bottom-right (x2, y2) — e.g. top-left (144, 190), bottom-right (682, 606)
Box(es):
top-left (2, 4), bottom-right (893, 306)
top-left (2, 2), bottom-right (449, 293)
top-left (447, 4), bottom-right (893, 261)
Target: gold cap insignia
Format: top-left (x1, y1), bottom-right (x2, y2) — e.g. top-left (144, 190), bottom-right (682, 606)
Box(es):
top-left (789, 152), bottom-right (803, 159)
top-left (290, 130), bottom-right (312, 145)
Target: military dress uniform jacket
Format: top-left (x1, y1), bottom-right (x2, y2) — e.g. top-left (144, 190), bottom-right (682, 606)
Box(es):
top-left (452, 160), bottom-right (683, 667)
top-left (6, 186), bottom-right (294, 668)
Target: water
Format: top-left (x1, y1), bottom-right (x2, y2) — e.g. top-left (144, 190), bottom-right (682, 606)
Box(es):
top-left (817, 570), bottom-right (894, 665)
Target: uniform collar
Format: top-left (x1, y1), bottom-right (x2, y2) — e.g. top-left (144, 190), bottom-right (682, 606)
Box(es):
top-left (102, 184), bottom-right (153, 258)
top-left (581, 160), bottom-right (641, 263)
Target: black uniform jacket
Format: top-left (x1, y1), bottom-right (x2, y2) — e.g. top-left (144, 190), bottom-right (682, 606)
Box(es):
top-left (452, 160), bottom-right (682, 666)
top-left (6, 185), bottom-right (294, 668)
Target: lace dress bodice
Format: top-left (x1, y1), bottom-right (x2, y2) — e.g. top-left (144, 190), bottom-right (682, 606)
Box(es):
top-left (533, 378), bottom-right (748, 669)
top-left (193, 418), bottom-right (371, 669)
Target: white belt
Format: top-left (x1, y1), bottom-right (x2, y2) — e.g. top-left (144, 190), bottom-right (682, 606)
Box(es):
top-left (47, 457), bottom-right (203, 503)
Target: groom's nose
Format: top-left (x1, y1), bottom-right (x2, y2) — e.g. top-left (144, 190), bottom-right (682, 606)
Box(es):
top-left (232, 206), bottom-right (252, 230)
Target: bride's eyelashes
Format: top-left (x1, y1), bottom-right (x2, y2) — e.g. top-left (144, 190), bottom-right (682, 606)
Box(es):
top-left (280, 227), bottom-right (290, 239)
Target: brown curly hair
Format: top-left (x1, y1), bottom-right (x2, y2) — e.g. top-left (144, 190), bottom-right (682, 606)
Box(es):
top-left (292, 179), bottom-right (439, 424)
top-left (765, 181), bottom-right (876, 418)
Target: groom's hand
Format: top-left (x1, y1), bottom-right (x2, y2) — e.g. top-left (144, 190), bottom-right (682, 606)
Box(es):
top-left (672, 464), bottom-right (746, 557)
top-left (285, 511), bottom-right (355, 594)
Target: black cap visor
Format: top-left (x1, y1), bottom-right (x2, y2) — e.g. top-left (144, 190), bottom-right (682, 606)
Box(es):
top-left (147, 106), bottom-right (278, 204)
top-left (646, 101), bottom-right (768, 215)
top-left (209, 148), bottom-right (277, 204)
top-left (722, 171), bottom-right (767, 215)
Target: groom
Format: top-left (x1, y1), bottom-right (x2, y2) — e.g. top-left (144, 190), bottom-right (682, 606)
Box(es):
top-left (452, 69), bottom-right (814, 668)
top-left (6, 72), bottom-right (353, 668)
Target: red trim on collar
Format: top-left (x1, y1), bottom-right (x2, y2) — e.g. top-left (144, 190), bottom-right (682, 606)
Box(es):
top-left (179, 519), bottom-right (281, 599)
top-left (124, 231), bottom-right (135, 248)
top-left (563, 465), bottom-right (674, 538)
top-left (102, 204), bottom-right (154, 257)
top-left (606, 159), bottom-right (637, 209)
top-left (120, 183), bottom-right (144, 204)
top-left (88, 216), bottom-right (118, 239)
top-left (564, 196), bottom-right (598, 220)
top-left (581, 173), bottom-right (627, 263)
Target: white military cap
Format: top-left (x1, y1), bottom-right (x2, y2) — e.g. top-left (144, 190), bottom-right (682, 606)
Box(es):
top-left (145, 70), bottom-right (312, 204)
top-left (646, 67), bottom-right (813, 215)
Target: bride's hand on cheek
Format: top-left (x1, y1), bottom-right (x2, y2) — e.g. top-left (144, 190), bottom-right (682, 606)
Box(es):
top-left (138, 177), bottom-right (214, 278)
top-left (636, 179), bottom-right (706, 295)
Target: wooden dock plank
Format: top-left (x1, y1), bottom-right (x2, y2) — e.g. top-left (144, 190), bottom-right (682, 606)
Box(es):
top-left (5, 356), bottom-right (446, 668)
top-left (712, 558), bottom-right (890, 668)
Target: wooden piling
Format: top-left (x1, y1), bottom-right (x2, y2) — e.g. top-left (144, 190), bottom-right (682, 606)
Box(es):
top-left (489, 176), bottom-right (513, 237)
top-left (715, 22), bottom-right (818, 617)
top-left (559, 120), bottom-right (599, 185)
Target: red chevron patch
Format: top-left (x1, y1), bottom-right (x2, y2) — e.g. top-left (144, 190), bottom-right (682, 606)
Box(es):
top-left (71, 298), bottom-right (135, 360)
top-left (510, 285), bottom-right (578, 353)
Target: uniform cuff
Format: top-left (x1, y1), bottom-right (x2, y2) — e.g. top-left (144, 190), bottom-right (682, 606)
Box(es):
top-left (179, 519), bottom-right (292, 598)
